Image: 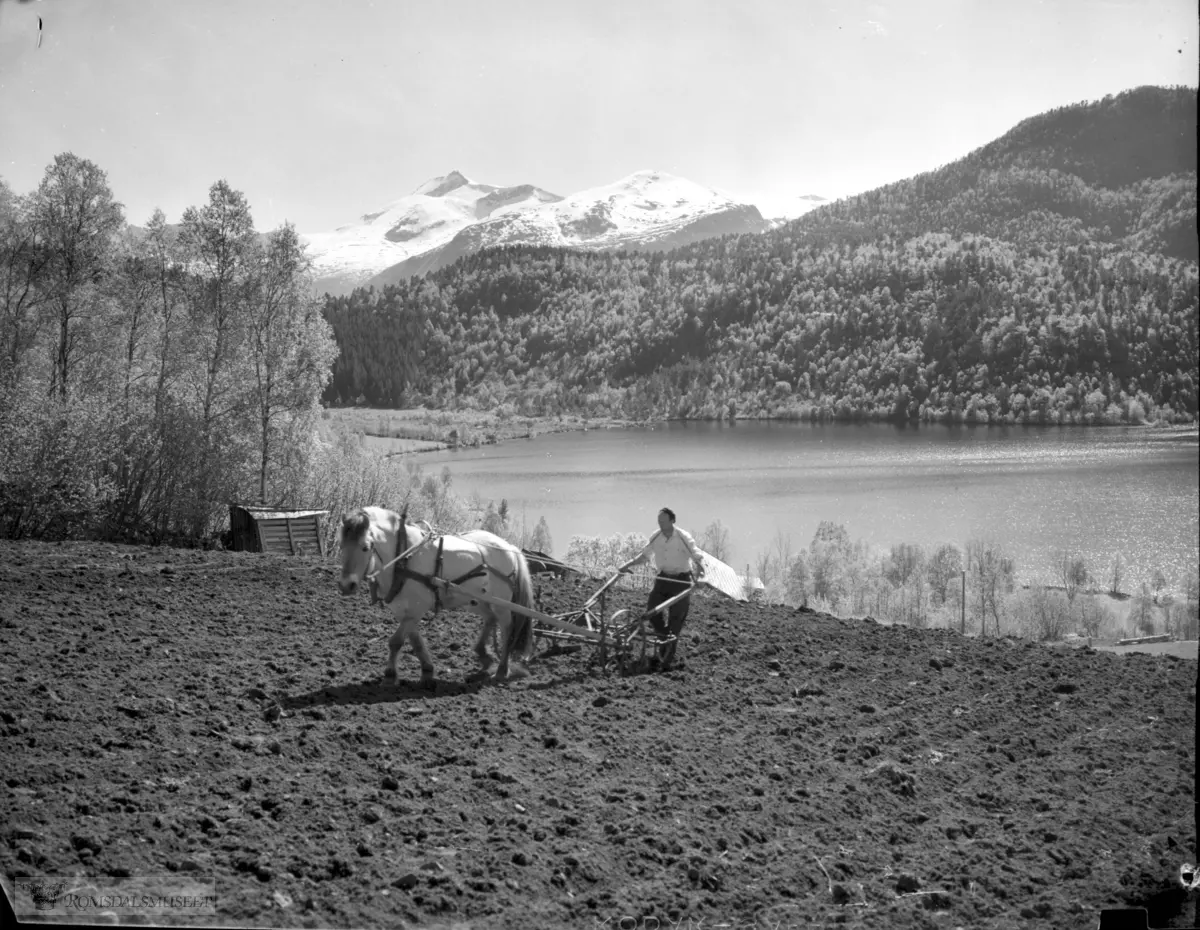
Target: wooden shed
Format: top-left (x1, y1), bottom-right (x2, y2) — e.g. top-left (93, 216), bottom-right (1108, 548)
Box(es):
top-left (228, 505), bottom-right (327, 556)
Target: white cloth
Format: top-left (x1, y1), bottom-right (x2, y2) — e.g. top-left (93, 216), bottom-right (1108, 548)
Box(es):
top-left (639, 527), bottom-right (703, 574)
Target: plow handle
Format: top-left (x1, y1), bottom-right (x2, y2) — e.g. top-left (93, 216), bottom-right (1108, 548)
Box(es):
top-left (582, 571), bottom-right (624, 609)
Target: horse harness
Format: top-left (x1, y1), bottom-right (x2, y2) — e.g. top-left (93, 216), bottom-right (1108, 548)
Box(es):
top-left (368, 531), bottom-right (516, 613)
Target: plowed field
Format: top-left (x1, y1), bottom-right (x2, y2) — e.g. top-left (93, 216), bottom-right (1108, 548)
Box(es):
top-left (1, 540), bottom-right (1196, 928)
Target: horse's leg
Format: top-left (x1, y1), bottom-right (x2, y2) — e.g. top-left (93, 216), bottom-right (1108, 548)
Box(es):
top-left (473, 612), bottom-right (494, 672)
top-left (407, 621), bottom-right (436, 690)
top-left (493, 606), bottom-right (529, 681)
top-left (384, 623), bottom-right (406, 682)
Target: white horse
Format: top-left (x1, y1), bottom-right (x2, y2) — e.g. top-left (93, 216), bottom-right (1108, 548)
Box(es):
top-left (337, 506), bottom-right (535, 687)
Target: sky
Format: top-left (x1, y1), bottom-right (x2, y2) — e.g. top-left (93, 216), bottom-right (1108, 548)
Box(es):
top-left (1, 0), bottom-right (1196, 231)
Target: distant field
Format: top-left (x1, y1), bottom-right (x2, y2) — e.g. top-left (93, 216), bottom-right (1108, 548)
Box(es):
top-left (321, 406), bottom-right (634, 451)
top-left (1092, 640), bottom-right (1198, 660)
top-left (360, 434), bottom-right (447, 455)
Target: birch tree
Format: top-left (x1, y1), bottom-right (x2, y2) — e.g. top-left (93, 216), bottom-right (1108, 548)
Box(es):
top-left (966, 537), bottom-right (1016, 635)
top-left (178, 181), bottom-right (258, 533)
top-left (30, 154), bottom-right (124, 401)
top-left (179, 180), bottom-right (257, 427)
top-left (0, 180), bottom-right (48, 390)
top-left (247, 223), bottom-right (336, 504)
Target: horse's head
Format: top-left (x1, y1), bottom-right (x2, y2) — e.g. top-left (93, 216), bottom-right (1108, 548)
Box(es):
top-left (339, 507), bottom-right (413, 597)
top-left (338, 509), bottom-right (377, 595)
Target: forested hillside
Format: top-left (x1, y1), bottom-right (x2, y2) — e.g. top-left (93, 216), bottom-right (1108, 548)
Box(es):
top-left (324, 86), bottom-right (1198, 424)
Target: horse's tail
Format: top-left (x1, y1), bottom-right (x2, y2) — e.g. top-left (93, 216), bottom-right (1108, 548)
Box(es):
top-left (507, 548), bottom-right (535, 658)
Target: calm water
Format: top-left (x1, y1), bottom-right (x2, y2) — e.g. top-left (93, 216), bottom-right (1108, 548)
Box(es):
top-left (413, 422), bottom-right (1199, 589)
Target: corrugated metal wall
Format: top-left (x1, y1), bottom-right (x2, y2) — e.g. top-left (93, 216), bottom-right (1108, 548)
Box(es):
top-left (255, 516), bottom-right (324, 556)
top-left (228, 506), bottom-right (326, 556)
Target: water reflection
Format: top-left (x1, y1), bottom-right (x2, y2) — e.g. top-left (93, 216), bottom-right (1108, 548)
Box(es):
top-left (412, 423), bottom-right (1198, 589)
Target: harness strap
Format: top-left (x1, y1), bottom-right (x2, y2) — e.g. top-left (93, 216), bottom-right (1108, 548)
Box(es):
top-left (483, 561), bottom-right (518, 592)
top-left (377, 533), bottom-right (512, 610)
top-left (370, 535), bottom-right (427, 606)
top-left (450, 564), bottom-right (489, 585)
top-left (434, 536), bottom-right (445, 613)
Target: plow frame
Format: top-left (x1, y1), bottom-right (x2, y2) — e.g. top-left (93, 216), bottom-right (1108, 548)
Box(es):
top-left (431, 572), bottom-right (695, 672)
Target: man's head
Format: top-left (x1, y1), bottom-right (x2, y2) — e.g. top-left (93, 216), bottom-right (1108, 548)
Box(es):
top-left (658, 507), bottom-right (676, 534)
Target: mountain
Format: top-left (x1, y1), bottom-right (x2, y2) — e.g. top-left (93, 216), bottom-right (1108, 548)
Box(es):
top-left (322, 86), bottom-right (1197, 426)
top-left (753, 192), bottom-right (831, 227)
top-left (303, 171), bottom-right (562, 296)
top-left (365, 171), bottom-right (770, 289)
top-left (788, 84), bottom-right (1197, 260)
top-left (306, 171), bottom-right (769, 295)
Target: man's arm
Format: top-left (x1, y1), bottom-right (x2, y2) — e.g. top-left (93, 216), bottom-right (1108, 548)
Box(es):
top-left (680, 529), bottom-right (706, 578)
top-left (618, 531), bottom-right (659, 574)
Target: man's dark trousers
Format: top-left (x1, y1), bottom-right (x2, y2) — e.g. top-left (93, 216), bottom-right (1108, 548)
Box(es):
top-left (646, 571), bottom-right (693, 666)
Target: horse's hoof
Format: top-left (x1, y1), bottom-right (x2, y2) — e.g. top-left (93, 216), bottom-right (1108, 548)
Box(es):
top-left (494, 664), bottom-right (529, 683)
top-left (382, 667), bottom-right (397, 680)
top-left (420, 677), bottom-right (437, 693)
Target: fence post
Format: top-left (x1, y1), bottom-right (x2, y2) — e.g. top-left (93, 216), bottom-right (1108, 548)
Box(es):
top-left (961, 570), bottom-right (966, 635)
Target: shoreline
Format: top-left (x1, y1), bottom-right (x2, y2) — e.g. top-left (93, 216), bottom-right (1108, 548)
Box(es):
top-left (322, 406), bottom-right (657, 454)
top-left (326, 406), bottom-right (1198, 457)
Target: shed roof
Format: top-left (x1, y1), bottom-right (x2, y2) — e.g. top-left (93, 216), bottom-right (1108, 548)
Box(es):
top-left (234, 507), bottom-right (328, 520)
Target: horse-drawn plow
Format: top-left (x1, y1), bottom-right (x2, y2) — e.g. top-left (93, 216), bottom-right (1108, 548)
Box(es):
top-left (426, 569), bottom-right (695, 672)
top-left (339, 506), bottom-right (747, 683)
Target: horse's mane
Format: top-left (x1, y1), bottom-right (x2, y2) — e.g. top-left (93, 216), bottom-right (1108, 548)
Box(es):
top-left (340, 508), bottom-right (372, 544)
top-left (340, 506), bottom-right (411, 547)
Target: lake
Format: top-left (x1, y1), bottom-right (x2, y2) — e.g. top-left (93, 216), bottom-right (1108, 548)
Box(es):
top-left (411, 422), bottom-right (1199, 590)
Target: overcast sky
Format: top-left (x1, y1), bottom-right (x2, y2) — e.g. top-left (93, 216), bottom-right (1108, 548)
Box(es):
top-left (1, 0), bottom-right (1195, 231)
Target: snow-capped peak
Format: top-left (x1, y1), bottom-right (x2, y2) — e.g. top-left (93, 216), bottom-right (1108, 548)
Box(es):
top-left (412, 170), bottom-right (474, 197)
top-left (302, 172), bottom-right (561, 294)
top-left (304, 169), bottom-right (770, 295)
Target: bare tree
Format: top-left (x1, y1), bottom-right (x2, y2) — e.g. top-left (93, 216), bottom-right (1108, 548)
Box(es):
top-left (810, 521), bottom-right (852, 606)
top-left (754, 550), bottom-right (775, 594)
top-left (966, 537), bottom-right (1016, 636)
top-left (1108, 554), bottom-right (1124, 596)
top-left (1056, 552), bottom-right (1090, 619)
top-left (886, 542), bottom-right (925, 587)
top-left (1027, 586), bottom-right (1069, 641)
top-left (699, 519), bottom-right (731, 562)
top-left (529, 516), bottom-right (553, 555)
top-left (1185, 568), bottom-right (1200, 640)
top-left (1152, 570), bottom-right (1168, 603)
top-left (1078, 595), bottom-right (1112, 640)
top-left (1131, 583), bottom-right (1156, 636)
top-left (142, 209), bottom-right (184, 418)
top-left (928, 543), bottom-right (963, 605)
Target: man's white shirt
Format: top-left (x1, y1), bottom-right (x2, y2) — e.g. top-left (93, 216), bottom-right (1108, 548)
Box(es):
top-left (639, 528), bottom-right (703, 574)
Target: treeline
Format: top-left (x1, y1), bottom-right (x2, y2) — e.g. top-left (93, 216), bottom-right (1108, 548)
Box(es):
top-left (736, 523), bottom-right (1199, 643)
top-left (323, 87), bottom-right (1198, 424)
top-left (562, 522), bottom-right (1200, 644)
top-left (0, 155), bottom-right (337, 541)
